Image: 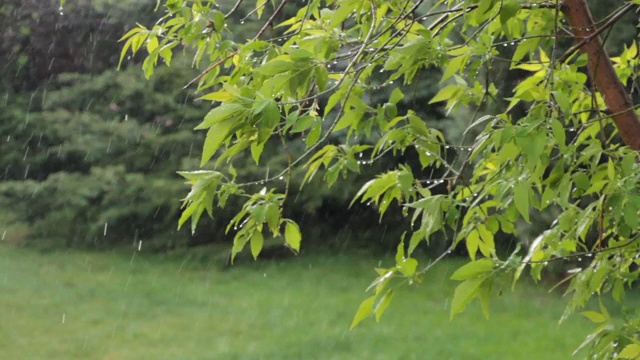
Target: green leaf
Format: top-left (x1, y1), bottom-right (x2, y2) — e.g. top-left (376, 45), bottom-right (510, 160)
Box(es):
top-left (451, 259), bottom-right (494, 281)
top-left (500, 0), bottom-right (521, 26)
top-left (466, 229), bottom-right (480, 260)
top-left (284, 221), bottom-right (301, 252)
top-left (550, 119), bottom-right (565, 149)
top-left (477, 277), bottom-right (492, 320)
top-left (350, 295), bottom-right (375, 329)
top-left (196, 103), bottom-right (246, 130)
top-left (201, 119), bottom-right (235, 166)
top-left (397, 258), bottom-right (418, 277)
top-left (198, 91), bottom-right (235, 102)
top-left (306, 121), bottom-right (322, 147)
top-left (256, 0), bottom-right (267, 18)
top-left (291, 115), bottom-right (315, 133)
top-left (514, 182), bottom-right (530, 223)
top-left (389, 88), bottom-right (404, 104)
top-left (250, 142), bottom-right (265, 165)
top-left (624, 201), bottom-right (638, 229)
top-left (374, 290), bottom-right (394, 322)
top-left (265, 204), bottom-right (280, 235)
top-left (254, 60), bottom-right (293, 76)
top-left (429, 84), bottom-right (463, 104)
top-left (450, 277), bottom-right (485, 319)
top-left (580, 311), bottom-right (606, 323)
top-left (619, 344), bottom-right (640, 359)
top-left (250, 231), bottom-right (264, 260)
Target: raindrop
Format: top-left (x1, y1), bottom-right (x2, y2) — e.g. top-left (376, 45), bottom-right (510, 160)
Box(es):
top-left (379, 69), bottom-right (384, 73)
top-left (23, 164), bottom-right (30, 179)
top-left (62, 313), bottom-right (66, 323)
top-left (1, 231), bottom-right (5, 241)
top-left (6, 135), bottom-right (10, 142)
top-left (577, 257), bottom-right (582, 261)
top-left (503, 43), bottom-right (507, 47)
top-left (138, 241), bottom-right (142, 251)
top-left (240, 21), bottom-right (245, 24)
top-left (278, 176), bottom-right (284, 180)
top-left (106, 138), bottom-right (112, 153)
top-left (389, 81), bottom-right (394, 84)
top-left (103, 223), bottom-right (108, 236)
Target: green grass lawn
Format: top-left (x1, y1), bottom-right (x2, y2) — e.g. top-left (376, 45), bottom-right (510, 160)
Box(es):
top-left (0, 244), bottom-right (593, 359)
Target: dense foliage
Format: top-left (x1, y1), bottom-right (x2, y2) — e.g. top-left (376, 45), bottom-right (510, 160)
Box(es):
top-left (123, 0), bottom-right (640, 357)
top-left (1, 0), bottom-right (419, 251)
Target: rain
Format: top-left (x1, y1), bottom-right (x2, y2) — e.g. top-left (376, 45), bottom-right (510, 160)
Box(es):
top-left (0, 0), bottom-right (622, 358)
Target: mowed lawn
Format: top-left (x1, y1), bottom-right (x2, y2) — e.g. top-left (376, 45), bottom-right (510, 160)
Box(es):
top-left (0, 244), bottom-right (593, 359)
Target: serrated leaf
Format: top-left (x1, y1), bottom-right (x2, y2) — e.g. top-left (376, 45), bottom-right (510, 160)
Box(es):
top-left (350, 295), bottom-right (375, 329)
top-left (284, 221), bottom-right (301, 251)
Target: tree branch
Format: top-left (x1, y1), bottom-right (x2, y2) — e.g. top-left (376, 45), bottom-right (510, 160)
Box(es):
top-left (562, 0), bottom-right (640, 150)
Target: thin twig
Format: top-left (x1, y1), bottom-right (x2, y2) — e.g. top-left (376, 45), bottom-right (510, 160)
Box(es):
top-left (184, 0), bottom-right (290, 89)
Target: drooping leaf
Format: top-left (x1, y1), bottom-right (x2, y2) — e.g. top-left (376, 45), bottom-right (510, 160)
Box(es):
top-left (350, 295), bottom-right (375, 329)
top-left (284, 221), bottom-right (301, 252)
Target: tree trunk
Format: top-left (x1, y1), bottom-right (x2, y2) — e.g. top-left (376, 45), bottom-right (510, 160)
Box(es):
top-left (562, 0), bottom-right (640, 150)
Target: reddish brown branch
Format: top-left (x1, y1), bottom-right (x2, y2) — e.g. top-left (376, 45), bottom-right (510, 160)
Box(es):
top-left (562, 0), bottom-right (640, 150)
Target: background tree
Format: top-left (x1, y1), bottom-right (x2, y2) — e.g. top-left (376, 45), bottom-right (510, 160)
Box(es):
top-left (122, 0), bottom-right (640, 357)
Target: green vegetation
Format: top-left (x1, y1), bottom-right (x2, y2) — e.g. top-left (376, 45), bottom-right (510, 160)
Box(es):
top-left (123, 1), bottom-right (640, 355)
top-left (1, 244), bottom-right (591, 359)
